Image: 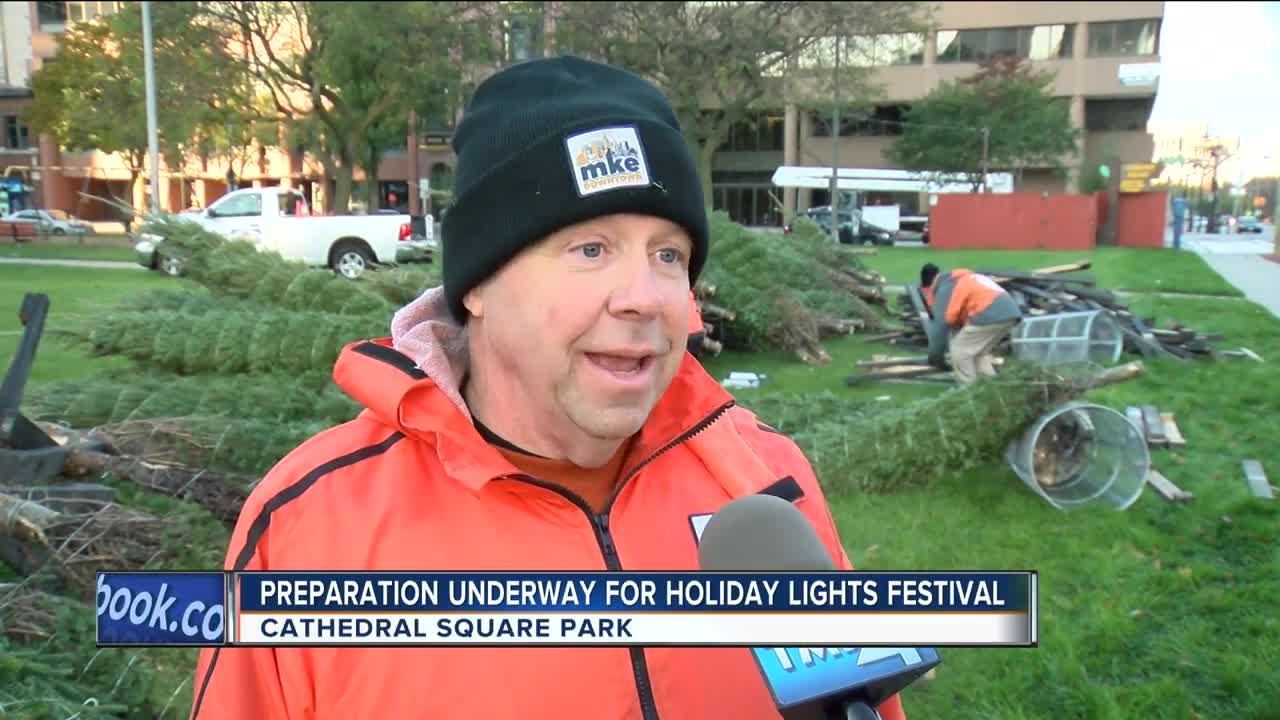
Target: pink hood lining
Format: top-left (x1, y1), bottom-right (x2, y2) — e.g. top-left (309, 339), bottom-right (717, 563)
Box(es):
top-left (389, 285), bottom-right (472, 419)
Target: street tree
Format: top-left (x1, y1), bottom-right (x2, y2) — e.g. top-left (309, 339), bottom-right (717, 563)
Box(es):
top-left (887, 55), bottom-right (1082, 191)
top-left (551, 1), bottom-right (928, 203)
top-left (201, 1), bottom-right (497, 213)
top-left (26, 3), bottom-right (249, 216)
top-left (1189, 141), bottom-right (1233, 232)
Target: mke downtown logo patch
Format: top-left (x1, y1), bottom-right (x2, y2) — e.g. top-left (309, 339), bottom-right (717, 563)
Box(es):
top-left (565, 125), bottom-right (651, 196)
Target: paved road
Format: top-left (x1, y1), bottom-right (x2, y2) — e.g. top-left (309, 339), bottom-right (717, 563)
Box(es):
top-left (0, 257), bottom-right (143, 270)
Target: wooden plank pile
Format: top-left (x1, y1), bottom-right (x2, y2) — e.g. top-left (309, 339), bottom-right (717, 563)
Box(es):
top-left (1122, 405), bottom-right (1195, 503)
top-left (844, 353), bottom-right (1008, 386)
top-left (877, 260), bottom-right (1254, 363)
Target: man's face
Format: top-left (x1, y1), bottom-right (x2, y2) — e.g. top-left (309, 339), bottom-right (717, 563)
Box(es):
top-left (464, 213), bottom-right (694, 445)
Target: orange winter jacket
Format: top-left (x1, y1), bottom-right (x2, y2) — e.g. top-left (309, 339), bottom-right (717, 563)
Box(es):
top-left (189, 297), bottom-right (908, 720)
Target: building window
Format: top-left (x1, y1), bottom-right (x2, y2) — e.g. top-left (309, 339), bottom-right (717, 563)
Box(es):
top-left (712, 172), bottom-right (782, 227)
top-left (67, 2), bottom-right (120, 22)
top-left (40, 2), bottom-right (119, 29)
top-left (796, 37), bottom-right (840, 69)
top-left (505, 9), bottom-right (544, 64)
top-left (809, 105), bottom-right (909, 137)
top-left (4, 116), bottom-right (31, 149)
top-left (718, 113), bottom-right (785, 152)
top-left (1085, 98), bottom-right (1154, 132)
top-left (1030, 24), bottom-right (1074, 60)
top-left (37, 1), bottom-right (68, 29)
top-left (1088, 19), bottom-right (1160, 57)
top-left (937, 25), bottom-right (1074, 63)
top-left (799, 34), bottom-right (925, 69)
top-left (847, 33), bottom-right (925, 67)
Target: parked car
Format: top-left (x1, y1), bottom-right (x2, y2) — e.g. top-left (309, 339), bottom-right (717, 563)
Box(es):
top-left (1236, 216), bottom-right (1263, 234)
top-left (796, 206), bottom-right (896, 246)
top-left (134, 187), bottom-right (436, 279)
top-left (2, 209), bottom-right (94, 235)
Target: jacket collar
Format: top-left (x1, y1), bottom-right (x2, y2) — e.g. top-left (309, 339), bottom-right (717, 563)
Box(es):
top-left (333, 287), bottom-right (747, 496)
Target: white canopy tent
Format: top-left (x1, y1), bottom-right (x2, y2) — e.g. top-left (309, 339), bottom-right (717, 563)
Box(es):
top-left (771, 166), bottom-right (1015, 195)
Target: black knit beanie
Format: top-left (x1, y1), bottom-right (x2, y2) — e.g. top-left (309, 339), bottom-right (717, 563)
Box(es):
top-left (441, 56), bottom-right (709, 322)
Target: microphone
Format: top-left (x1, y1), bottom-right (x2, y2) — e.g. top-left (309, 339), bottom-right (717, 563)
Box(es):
top-left (697, 494), bottom-right (940, 720)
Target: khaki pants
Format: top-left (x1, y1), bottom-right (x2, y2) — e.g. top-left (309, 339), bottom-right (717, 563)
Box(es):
top-left (949, 320), bottom-right (1017, 385)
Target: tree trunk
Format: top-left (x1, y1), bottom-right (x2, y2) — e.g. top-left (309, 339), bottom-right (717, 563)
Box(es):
top-left (126, 169), bottom-right (140, 209)
top-left (364, 148), bottom-right (381, 213)
top-left (124, 169), bottom-right (140, 232)
top-left (331, 163), bottom-right (354, 215)
top-left (696, 140), bottom-right (716, 210)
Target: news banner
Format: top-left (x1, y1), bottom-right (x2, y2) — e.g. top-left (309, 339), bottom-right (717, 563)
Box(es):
top-left (96, 571), bottom-right (1036, 648)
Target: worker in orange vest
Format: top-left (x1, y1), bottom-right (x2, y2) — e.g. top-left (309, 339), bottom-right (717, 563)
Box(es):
top-left (921, 263), bottom-right (1022, 384)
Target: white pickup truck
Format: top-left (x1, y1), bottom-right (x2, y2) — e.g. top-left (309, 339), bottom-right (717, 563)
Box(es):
top-left (134, 186), bottom-right (436, 279)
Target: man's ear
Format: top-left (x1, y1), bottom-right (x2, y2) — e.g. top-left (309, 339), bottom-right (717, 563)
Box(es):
top-left (463, 286), bottom-right (484, 319)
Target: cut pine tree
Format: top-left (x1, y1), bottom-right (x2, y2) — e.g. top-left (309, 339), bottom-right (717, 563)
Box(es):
top-left (140, 215), bottom-right (398, 316)
top-left (56, 308), bottom-right (387, 376)
top-left (0, 493), bottom-right (187, 603)
top-left (754, 361), bottom-right (1146, 495)
top-left (25, 372), bottom-right (358, 428)
top-left (698, 212), bottom-right (890, 363)
top-left (88, 416), bottom-right (332, 477)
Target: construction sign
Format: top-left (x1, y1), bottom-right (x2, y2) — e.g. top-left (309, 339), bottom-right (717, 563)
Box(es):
top-left (1119, 163), bottom-right (1160, 193)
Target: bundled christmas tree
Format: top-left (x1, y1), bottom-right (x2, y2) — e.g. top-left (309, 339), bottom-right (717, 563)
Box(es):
top-left (141, 215), bottom-right (401, 316)
top-left (25, 372), bottom-right (359, 429)
top-left (698, 212), bottom-right (889, 364)
top-left (57, 307), bottom-right (388, 376)
top-left (754, 361), bottom-right (1145, 495)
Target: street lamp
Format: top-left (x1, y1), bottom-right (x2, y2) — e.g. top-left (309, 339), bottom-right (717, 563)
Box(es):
top-left (142, 1), bottom-right (160, 214)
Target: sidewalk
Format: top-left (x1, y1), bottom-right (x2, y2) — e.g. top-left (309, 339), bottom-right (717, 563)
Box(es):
top-left (1167, 227), bottom-right (1280, 318)
top-left (0, 257), bottom-right (142, 270)
top-left (1193, 254), bottom-right (1280, 319)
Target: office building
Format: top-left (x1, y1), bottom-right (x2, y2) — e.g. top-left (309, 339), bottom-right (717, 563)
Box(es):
top-left (8, 1), bottom-right (1165, 225)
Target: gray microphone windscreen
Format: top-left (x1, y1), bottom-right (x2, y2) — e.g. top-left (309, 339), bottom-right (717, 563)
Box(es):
top-left (697, 493), bottom-right (836, 572)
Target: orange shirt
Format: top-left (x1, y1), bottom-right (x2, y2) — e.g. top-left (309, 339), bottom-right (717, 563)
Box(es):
top-left (482, 420), bottom-right (635, 514)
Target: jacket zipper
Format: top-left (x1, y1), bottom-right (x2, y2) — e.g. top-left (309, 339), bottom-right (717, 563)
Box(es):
top-left (507, 399), bottom-right (735, 720)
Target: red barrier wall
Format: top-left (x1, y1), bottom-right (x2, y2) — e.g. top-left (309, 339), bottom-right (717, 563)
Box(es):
top-left (930, 192), bottom-right (1098, 250)
top-left (1116, 191), bottom-right (1167, 249)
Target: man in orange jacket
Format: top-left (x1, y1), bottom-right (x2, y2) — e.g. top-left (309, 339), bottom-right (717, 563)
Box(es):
top-left (190, 56), bottom-right (907, 720)
top-left (920, 263), bottom-right (1023, 384)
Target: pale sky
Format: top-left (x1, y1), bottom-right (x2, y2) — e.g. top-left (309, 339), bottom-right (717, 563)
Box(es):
top-left (1149, 1), bottom-right (1280, 153)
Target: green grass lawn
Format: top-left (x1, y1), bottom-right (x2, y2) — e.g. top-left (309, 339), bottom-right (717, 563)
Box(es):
top-left (707, 293), bottom-right (1279, 720)
top-left (0, 240), bottom-right (138, 263)
top-left (3, 258), bottom-right (1277, 719)
top-left (865, 246), bottom-right (1244, 297)
top-left (0, 265), bottom-right (178, 383)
